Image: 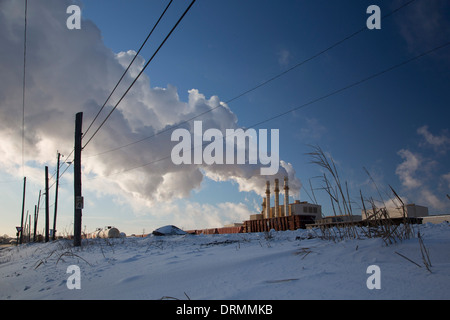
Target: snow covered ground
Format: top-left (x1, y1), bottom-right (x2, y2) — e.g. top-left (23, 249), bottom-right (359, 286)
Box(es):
top-left (1, 222), bottom-right (449, 300)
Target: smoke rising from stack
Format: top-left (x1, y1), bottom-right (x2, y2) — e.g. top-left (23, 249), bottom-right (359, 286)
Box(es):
top-left (0, 0), bottom-right (302, 222)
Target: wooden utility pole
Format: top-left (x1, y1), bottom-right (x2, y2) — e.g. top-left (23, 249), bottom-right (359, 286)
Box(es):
top-left (23, 210), bottom-right (28, 244)
top-left (28, 212), bottom-right (31, 242)
top-left (74, 112), bottom-right (83, 247)
top-left (52, 152), bottom-right (61, 240)
top-left (33, 190), bottom-right (41, 242)
top-left (33, 205), bottom-right (37, 242)
top-left (45, 166), bottom-right (49, 242)
top-left (19, 177), bottom-right (26, 244)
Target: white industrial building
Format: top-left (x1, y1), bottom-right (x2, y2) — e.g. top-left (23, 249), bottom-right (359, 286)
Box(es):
top-left (422, 215), bottom-right (450, 224)
top-left (362, 203), bottom-right (429, 220)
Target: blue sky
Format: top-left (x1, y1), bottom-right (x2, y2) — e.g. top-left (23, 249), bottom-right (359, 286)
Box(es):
top-left (1, 0), bottom-right (449, 236)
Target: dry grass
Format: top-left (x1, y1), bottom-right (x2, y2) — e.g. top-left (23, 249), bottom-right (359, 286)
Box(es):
top-left (418, 231), bottom-right (432, 272)
top-left (394, 233), bottom-right (433, 273)
top-left (307, 145), bottom-right (416, 245)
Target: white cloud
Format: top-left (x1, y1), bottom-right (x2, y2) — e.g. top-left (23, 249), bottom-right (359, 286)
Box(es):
top-left (442, 173), bottom-right (450, 189)
top-left (0, 0), bottom-right (301, 229)
top-left (395, 149), bottom-right (422, 189)
top-left (277, 49), bottom-right (292, 67)
top-left (422, 189), bottom-right (447, 211)
top-left (393, 127), bottom-right (450, 213)
top-left (417, 125), bottom-right (450, 153)
top-left (204, 160), bottom-right (301, 199)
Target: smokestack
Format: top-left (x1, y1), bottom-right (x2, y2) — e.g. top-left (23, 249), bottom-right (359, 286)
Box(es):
top-left (261, 198), bottom-right (266, 219)
top-left (274, 178), bottom-right (279, 218)
top-left (284, 176), bottom-right (289, 217)
top-left (265, 181), bottom-right (271, 219)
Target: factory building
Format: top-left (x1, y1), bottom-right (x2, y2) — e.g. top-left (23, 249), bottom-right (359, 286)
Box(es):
top-left (250, 177), bottom-right (322, 221)
top-left (362, 203), bottom-right (429, 220)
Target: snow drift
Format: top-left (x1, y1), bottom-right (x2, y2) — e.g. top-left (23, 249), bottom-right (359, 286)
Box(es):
top-left (0, 223), bottom-right (449, 300)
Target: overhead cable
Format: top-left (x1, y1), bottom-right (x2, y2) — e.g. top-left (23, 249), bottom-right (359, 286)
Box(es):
top-left (82, 0), bottom-right (197, 150)
top-left (87, 39), bottom-right (450, 180)
top-left (82, 0), bottom-right (174, 138)
top-left (83, 0), bottom-right (417, 159)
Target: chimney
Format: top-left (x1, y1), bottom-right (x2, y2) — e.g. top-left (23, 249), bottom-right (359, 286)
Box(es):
top-left (284, 176), bottom-right (289, 217)
top-left (265, 181), bottom-right (271, 219)
top-left (261, 198), bottom-right (266, 219)
top-left (274, 178), bottom-right (279, 218)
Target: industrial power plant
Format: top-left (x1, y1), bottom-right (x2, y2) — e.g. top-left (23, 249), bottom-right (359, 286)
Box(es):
top-left (188, 176), bottom-right (323, 235)
top-left (257, 177), bottom-right (321, 220)
top-left (186, 176), bottom-right (445, 236)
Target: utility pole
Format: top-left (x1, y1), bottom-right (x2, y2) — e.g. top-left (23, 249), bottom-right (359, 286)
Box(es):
top-left (23, 210), bottom-right (28, 244)
top-left (33, 205), bottom-right (37, 242)
top-left (52, 152), bottom-right (61, 240)
top-left (45, 166), bottom-right (49, 242)
top-left (33, 190), bottom-right (41, 242)
top-left (74, 112), bottom-right (83, 247)
top-left (28, 212), bottom-right (31, 242)
top-left (19, 177), bottom-right (26, 245)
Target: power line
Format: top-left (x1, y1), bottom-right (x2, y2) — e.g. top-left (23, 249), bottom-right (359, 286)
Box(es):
top-left (82, 0), bottom-right (174, 139)
top-left (246, 41), bottom-right (450, 129)
top-left (82, 0), bottom-right (197, 150)
top-left (49, 0), bottom-right (194, 194)
top-left (28, 0), bottom-right (418, 199)
top-left (52, 1), bottom-right (175, 181)
top-left (86, 39), bottom-right (450, 180)
top-left (226, 0), bottom-right (416, 105)
top-left (46, 149), bottom-right (74, 186)
top-left (49, 158), bottom-right (73, 190)
top-left (21, 0), bottom-right (28, 177)
top-left (83, 0), bottom-right (417, 159)
top-left (48, 0), bottom-right (180, 188)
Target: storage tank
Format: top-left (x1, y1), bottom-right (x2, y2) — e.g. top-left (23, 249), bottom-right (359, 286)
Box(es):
top-left (98, 226), bottom-right (120, 239)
